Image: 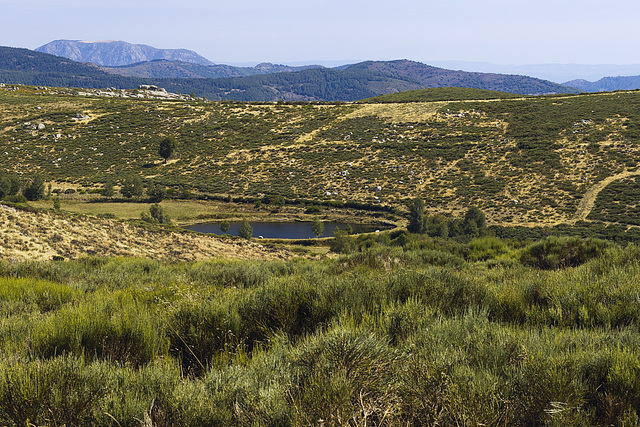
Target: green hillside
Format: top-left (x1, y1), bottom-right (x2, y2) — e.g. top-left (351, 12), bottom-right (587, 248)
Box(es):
top-left (360, 87), bottom-right (524, 103)
top-left (2, 84), bottom-right (640, 229)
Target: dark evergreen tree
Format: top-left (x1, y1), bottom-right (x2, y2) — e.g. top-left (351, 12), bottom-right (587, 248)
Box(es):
top-left (407, 197), bottom-right (426, 234)
top-left (0, 172), bottom-right (10, 199)
top-left (158, 137), bottom-right (176, 163)
top-left (23, 176), bottom-right (45, 201)
top-left (102, 178), bottom-right (115, 198)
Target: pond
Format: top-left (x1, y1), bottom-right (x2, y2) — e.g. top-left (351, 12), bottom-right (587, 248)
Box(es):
top-left (183, 221), bottom-right (393, 239)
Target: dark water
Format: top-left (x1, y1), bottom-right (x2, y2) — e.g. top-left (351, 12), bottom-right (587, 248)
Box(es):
top-left (184, 221), bottom-right (392, 239)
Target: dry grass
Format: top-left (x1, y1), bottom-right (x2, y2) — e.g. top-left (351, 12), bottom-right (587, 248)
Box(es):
top-left (0, 205), bottom-right (290, 262)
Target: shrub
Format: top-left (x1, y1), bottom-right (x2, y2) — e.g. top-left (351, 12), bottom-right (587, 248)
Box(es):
top-left (305, 205), bottom-right (322, 215)
top-left (0, 356), bottom-right (110, 427)
top-left (520, 236), bottom-right (610, 269)
top-left (330, 229), bottom-right (356, 254)
top-left (22, 176), bottom-right (45, 201)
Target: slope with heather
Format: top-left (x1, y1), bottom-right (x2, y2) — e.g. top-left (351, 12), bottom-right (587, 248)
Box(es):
top-left (2, 85), bottom-right (640, 229)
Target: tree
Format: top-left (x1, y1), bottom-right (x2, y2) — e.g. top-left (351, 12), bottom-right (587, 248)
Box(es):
top-left (147, 183), bottom-right (166, 203)
top-left (330, 228), bottom-right (356, 254)
top-left (102, 178), bottom-right (115, 198)
top-left (407, 197), bottom-right (426, 234)
top-left (311, 215), bottom-right (324, 238)
top-left (121, 175), bottom-right (143, 199)
top-left (239, 218), bottom-right (252, 239)
top-left (0, 172), bottom-right (10, 199)
top-left (425, 214), bottom-right (449, 238)
top-left (23, 176), bottom-right (45, 201)
top-left (220, 220), bottom-right (230, 234)
top-left (8, 176), bottom-right (20, 196)
top-left (463, 207), bottom-right (486, 237)
top-left (158, 137), bottom-right (176, 163)
top-left (141, 203), bottom-right (171, 224)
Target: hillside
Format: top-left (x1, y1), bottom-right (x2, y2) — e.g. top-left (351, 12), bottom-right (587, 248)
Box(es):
top-left (360, 87), bottom-right (524, 103)
top-left (102, 60), bottom-right (324, 79)
top-left (0, 205), bottom-right (288, 262)
top-left (35, 40), bottom-right (214, 66)
top-left (345, 60), bottom-right (575, 95)
top-left (2, 84), bottom-right (640, 230)
top-left (0, 46), bottom-right (576, 100)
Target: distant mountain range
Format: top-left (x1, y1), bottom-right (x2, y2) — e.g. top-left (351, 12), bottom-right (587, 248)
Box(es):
top-left (25, 40), bottom-right (640, 96)
top-left (0, 44), bottom-right (579, 101)
top-left (563, 76), bottom-right (640, 92)
top-left (35, 40), bottom-right (214, 67)
top-left (429, 61), bottom-right (640, 84)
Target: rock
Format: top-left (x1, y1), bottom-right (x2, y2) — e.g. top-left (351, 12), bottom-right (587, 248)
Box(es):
top-left (37, 123), bottom-right (46, 130)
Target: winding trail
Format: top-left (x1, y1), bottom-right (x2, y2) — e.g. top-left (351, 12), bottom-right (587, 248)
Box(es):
top-left (571, 169), bottom-right (640, 223)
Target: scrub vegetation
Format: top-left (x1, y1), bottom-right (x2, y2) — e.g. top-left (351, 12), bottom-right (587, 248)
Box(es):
top-left (0, 235), bottom-right (640, 425)
top-left (4, 84), bottom-right (640, 425)
top-left (3, 85), bottom-right (640, 227)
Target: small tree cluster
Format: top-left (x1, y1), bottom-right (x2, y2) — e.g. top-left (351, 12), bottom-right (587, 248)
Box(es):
top-left (121, 175), bottom-right (143, 199)
top-left (406, 198), bottom-right (486, 239)
top-left (147, 183), bottom-right (166, 203)
top-left (0, 171), bottom-right (19, 200)
top-left (141, 203), bottom-right (171, 225)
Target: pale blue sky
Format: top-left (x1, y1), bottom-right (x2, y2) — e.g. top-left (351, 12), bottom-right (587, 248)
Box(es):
top-left (2, 0), bottom-right (639, 66)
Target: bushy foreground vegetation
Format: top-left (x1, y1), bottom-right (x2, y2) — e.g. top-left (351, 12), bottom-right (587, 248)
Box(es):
top-left (1, 234), bottom-right (640, 425)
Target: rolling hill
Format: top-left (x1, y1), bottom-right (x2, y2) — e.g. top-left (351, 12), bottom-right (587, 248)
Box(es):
top-left (1, 83), bottom-right (639, 233)
top-left (0, 46), bottom-right (577, 101)
top-left (101, 60), bottom-right (325, 79)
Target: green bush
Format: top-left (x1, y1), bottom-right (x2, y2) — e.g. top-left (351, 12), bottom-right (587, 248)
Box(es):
top-left (520, 236), bottom-right (610, 269)
top-left (0, 356), bottom-right (110, 427)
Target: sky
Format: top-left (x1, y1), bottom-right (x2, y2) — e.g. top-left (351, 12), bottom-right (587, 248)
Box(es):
top-left (1, 0), bottom-right (639, 67)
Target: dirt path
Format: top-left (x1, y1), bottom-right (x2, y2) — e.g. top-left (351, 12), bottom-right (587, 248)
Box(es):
top-left (571, 169), bottom-right (640, 223)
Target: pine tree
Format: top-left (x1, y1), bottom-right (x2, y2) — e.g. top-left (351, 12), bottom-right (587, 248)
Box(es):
top-left (158, 137), bottom-right (176, 163)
